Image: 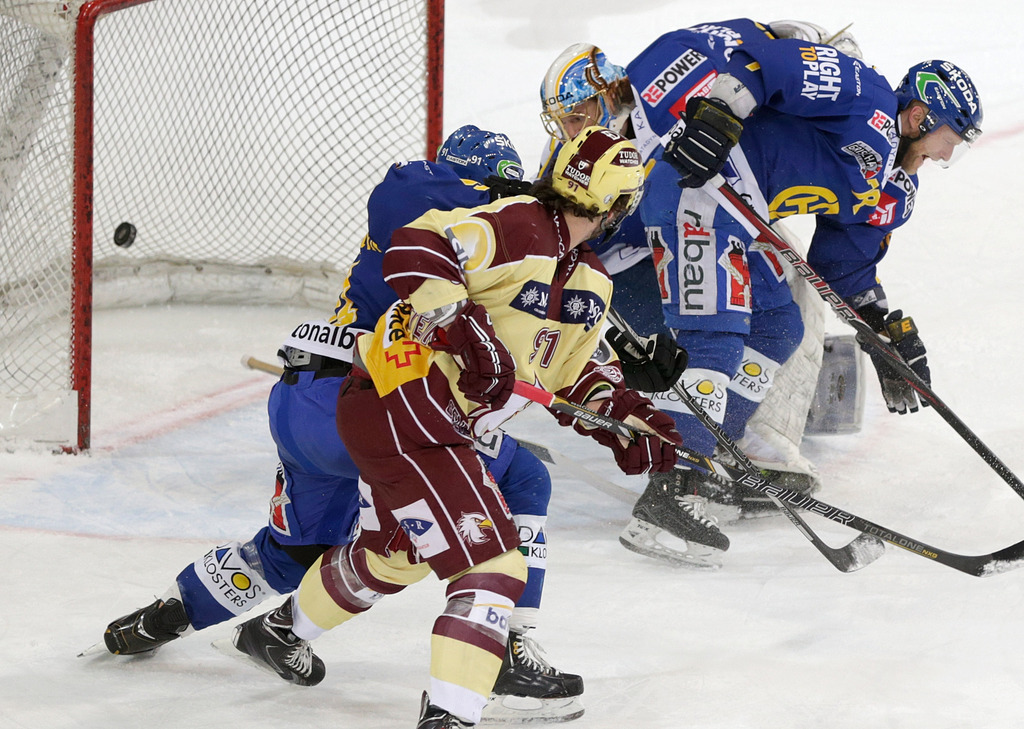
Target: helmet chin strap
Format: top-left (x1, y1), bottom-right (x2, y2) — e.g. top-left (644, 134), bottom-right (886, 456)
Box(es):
top-left (894, 134), bottom-right (916, 168)
top-left (894, 105), bottom-right (930, 167)
top-left (590, 208), bottom-right (627, 244)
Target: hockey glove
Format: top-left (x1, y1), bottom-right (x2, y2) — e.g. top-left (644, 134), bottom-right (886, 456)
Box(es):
top-left (432, 302), bottom-right (516, 409)
top-left (861, 310), bottom-right (931, 415)
top-left (484, 175), bottom-right (534, 201)
top-left (606, 326), bottom-right (688, 393)
top-left (575, 389), bottom-right (682, 475)
top-left (664, 96), bottom-right (744, 188)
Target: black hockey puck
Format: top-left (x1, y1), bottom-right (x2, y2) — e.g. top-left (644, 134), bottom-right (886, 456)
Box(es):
top-left (113, 221), bottom-right (137, 248)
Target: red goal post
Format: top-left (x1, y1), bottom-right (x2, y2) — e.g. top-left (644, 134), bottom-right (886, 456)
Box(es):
top-left (1, 0), bottom-right (444, 451)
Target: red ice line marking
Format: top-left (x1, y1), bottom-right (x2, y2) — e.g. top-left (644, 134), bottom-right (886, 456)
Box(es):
top-left (0, 522), bottom-right (214, 543)
top-left (979, 123), bottom-right (1024, 145)
top-left (93, 376), bottom-right (272, 452)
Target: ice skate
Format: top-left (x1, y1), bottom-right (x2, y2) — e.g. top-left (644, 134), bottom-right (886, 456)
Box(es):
top-left (104, 597), bottom-right (190, 655)
top-left (708, 447), bottom-right (822, 521)
top-left (231, 600), bottom-right (325, 686)
top-left (418, 692), bottom-right (475, 728)
top-left (619, 470), bottom-right (729, 569)
top-left (731, 467), bottom-right (821, 518)
top-left (483, 629), bottom-right (584, 723)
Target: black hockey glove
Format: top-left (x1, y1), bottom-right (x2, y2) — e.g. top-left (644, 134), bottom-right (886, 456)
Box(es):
top-left (484, 175), bottom-right (534, 201)
top-left (606, 326), bottom-right (688, 393)
top-left (664, 96), bottom-right (743, 188)
top-left (859, 310), bottom-right (931, 415)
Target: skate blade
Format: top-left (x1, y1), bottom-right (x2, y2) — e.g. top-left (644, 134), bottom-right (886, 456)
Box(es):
top-left (618, 519), bottom-right (724, 570)
top-left (210, 635), bottom-right (259, 670)
top-left (77, 641), bottom-right (109, 658)
top-left (211, 635), bottom-right (292, 683)
top-left (481, 694), bottom-right (584, 724)
top-left (77, 638), bottom-right (163, 659)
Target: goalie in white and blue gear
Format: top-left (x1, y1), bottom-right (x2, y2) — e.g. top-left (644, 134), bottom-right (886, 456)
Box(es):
top-left (616, 19), bottom-right (981, 560)
top-left (102, 125), bottom-right (584, 723)
top-left (536, 43), bottom-right (666, 339)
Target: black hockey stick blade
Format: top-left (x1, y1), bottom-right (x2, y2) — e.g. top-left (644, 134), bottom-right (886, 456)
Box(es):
top-left (519, 435), bottom-right (880, 572)
top-left (978, 539), bottom-right (1024, 576)
top-left (515, 379), bottom-right (883, 572)
top-left (603, 307), bottom-right (885, 573)
top-left (773, 501), bottom-right (885, 572)
top-left (515, 380), bottom-right (1024, 577)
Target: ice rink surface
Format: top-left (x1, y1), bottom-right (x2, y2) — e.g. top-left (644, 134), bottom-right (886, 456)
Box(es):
top-left (5, 1), bottom-right (1024, 727)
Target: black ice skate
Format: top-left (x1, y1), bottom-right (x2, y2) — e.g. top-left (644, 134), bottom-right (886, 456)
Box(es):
top-left (731, 467), bottom-right (821, 518)
top-left (483, 629), bottom-right (584, 723)
top-left (619, 469), bottom-right (730, 569)
top-left (104, 597), bottom-right (190, 655)
top-left (707, 447), bottom-right (822, 522)
top-left (231, 599), bottom-right (325, 686)
top-left (418, 692), bottom-right (475, 728)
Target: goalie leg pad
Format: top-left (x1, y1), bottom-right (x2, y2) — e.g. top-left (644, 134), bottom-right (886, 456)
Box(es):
top-left (804, 334), bottom-right (865, 435)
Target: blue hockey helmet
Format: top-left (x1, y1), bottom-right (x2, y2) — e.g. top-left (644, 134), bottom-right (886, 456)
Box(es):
top-left (895, 60), bottom-right (983, 144)
top-left (540, 43), bottom-right (633, 142)
top-left (435, 125), bottom-right (525, 183)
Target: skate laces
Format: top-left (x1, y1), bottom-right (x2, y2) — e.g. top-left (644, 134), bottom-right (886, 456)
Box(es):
top-left (675, 494), bottom-right (719, 528)
top-left (282, 641), bottom-right (316, 677)
top-left (512, 632), bottom-right (559, 676)
top-left (262, 607), bottom-right (316, 677)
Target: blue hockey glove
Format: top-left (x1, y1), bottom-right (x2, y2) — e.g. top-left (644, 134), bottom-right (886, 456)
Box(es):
top-left (664, 96), bottom-right (743, 188)
top-left (861, 310), bottom-right (931, 415)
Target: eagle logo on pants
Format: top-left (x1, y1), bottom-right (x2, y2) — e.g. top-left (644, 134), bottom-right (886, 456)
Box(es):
top-left (457, 513), bottom-right (494, 545)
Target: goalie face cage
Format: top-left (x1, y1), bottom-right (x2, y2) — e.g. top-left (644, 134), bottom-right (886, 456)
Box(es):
top-left (0, 0), bottom-right (444, 451)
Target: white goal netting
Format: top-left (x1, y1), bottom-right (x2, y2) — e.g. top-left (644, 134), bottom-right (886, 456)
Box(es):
top-left (1, 0), bottom-right (443, 449)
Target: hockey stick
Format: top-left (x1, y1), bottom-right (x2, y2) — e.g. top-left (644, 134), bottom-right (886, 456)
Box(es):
top-left (242, 354), bottom-right (284, 377)
top-left (240, 354), bottom-right (640, 505)
top-left (244, 351), bottom-right (863, 568)
top-left (706, 175), bottom-right (1024, 500)
top-left (514, 439), bottom-right (639, 504)
top-left (513, 379), bottom-right (1024, 577)
top-left (604, 308), bottom-right (884, 573)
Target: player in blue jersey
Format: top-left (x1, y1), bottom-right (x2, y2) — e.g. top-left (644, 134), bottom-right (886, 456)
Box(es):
top-left (102, 126), bottom-right (586, 724)
top-left (537, 21), bottom-right (863, 567)
top-left (541, 20), bottom-right (982, 569)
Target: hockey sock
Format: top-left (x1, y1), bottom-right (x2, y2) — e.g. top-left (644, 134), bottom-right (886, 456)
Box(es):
top-left (291, 542), bottom-right (429, 639)
top-left (430, 549), bottom-right (527, 725)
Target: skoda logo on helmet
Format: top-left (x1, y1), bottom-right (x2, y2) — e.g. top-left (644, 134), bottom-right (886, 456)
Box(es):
top-left (897, 60), bottom-right (983, 142)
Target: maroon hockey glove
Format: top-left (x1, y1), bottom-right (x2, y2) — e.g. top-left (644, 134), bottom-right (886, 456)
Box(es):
top-left (433, 301), bottom-right (516, 409)
top-left (577, 389), bottom-right (682, 475)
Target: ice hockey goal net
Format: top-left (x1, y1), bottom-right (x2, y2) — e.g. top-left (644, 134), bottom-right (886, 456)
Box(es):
top-left (0, 0), bottom-right (444, 450)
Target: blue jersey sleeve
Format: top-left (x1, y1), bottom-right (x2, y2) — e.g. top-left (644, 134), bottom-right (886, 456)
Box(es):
top-left (332, 162), bottom-right (491, 332)
top-left (805, 164), bottom-right (918, 300)
top-left (725, 38), bottom-right (890, 125)
top-left (806, 217), bottom-right (890, 299)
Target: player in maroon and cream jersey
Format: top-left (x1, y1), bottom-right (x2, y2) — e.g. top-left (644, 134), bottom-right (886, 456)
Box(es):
top-left (230, 127), bottom-right (683, 728)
